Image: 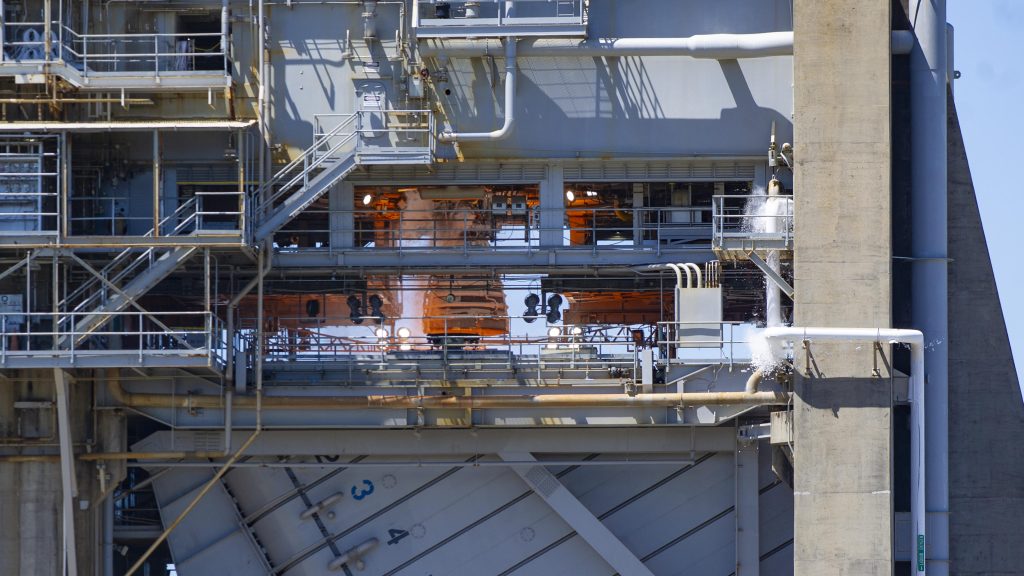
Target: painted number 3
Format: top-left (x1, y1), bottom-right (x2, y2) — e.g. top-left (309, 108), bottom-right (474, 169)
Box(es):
top-left (351, 479), bottom-right (374, 500)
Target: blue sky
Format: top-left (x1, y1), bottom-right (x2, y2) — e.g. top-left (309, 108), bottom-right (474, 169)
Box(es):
top-left (947, 2), bottom-right (1024, 385)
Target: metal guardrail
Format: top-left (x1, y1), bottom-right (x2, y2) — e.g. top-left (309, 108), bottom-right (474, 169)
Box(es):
top-left (313, 110), bottom-right (435, 161)
top-left (712, 194), bottom-right (794, 251)
top-left (252, 114), bottom-right (359, 227)
top-left (0, 135), bottom-right (61, 235)
top-left (60, 201), bottom-right (214, 316)
top-left (1, 20), bottom-right (228, 77)
top-left (0, 311), bottom-right (223, 366)
top-left (414, 0), bottom-right (587, 35)
top-left (69, 192), bottom-right (244, 236)
top-left (236, 315), bottom-right (755, 381)
top-left (252, 110), bottom-right (433, 239)
top-left (274, 205), bottom-right (712, 252)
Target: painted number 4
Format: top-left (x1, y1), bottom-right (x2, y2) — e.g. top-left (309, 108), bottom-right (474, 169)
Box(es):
top-left (387, 528), bottom-right (410, 546)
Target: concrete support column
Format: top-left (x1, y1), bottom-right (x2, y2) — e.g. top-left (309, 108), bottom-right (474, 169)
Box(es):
top-left (539, 164), bottom-right (564, 247)
top-left (735, 434), bottom-right (760, 576)
top-left (329, 181), bottom-right (355, 250)
top-left (792, 0), bottom-right (893, 574)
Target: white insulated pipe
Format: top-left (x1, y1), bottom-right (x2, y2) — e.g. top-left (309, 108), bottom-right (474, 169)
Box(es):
top-left (682, 263), bottom-right (702, 288)
top-left (762, 327), bottom-right (926, 576)
top-left (910, 1), bottom-right (949, 574)
top-left (439, 39), bottom-right (517, 142)
top-left (420, 31), bottom-right (915, 60)
top-left (422, 33), bottom-right (793, 59)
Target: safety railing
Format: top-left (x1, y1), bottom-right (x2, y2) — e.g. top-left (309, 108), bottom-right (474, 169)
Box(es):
top-left (314, 109), bottom-right (435, 162)
top-left (712, 194), bottom-right (793, 253)
top-left (253, 110), bottom-right (434, 239)
top-left (273, 205), bottom-right (713, 252)
top-left (252, 114), bottom-right (359, 227)
top-left (239, 314), bottom-right (637, 377)
top-left (414, 0), bottom-right (587, 37)
top-left (0, 311), bottom-right (223, 367)
top-left (69, 191), bottom-right (244, 237)
top-left (0, 135), bottom-right (61, 236)
top-left (59, 200), bottom-right (204, 318)
top-left (1, 20), bottom-right (229, 77)
top-left (656, 321), bottom-right (752, 369)
top-left (235, 316), bottom-right (759, 384)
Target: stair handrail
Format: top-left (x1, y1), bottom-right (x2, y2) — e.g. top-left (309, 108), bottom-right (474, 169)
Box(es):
top-left (254, 114), bottom-right (358, 217)
top-left (60, 197), bottom-right (200, 311)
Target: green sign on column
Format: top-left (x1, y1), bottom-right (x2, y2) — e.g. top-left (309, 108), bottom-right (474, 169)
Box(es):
top-left (917, 534), bottom-right (925, 572)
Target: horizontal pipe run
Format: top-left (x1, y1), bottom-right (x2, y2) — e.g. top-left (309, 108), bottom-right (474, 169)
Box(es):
top-left (108, 384), bottom-right (788, 410)
top-left (0, 120), bottom-right (255, 132)
top-left (0, 98), bottom-right (154, 105)
top-left (421, 31), bottom-right (915, 59)
top-left (0, 454), bottom-right (61, 462)
top-left (108, 458), bottom-right (699, 468)
top-left (80, 451), bottom-right (227, 461)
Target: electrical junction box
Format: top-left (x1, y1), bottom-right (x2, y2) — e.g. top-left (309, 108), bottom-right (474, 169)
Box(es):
top-left (675, 287), bottom-right (722, 348)
top-left (770, 411), bottom-right (792, 445)
top-left (407, 74), bottom-right (425, 98)
top-left (493, 196), bottom-right (527, 215)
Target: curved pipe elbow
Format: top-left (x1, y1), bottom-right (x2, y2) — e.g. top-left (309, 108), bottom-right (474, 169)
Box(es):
top-left (439, 41), bottom-right (517, 143)
top-left (745, 369), bottom-right (764, 394)
top-left (439, 113), bottom-right (514, 142)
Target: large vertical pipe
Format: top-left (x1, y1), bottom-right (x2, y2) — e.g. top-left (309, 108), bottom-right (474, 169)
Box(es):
top-left (257, 0), bottom-right (267, 218)
top-left (910, 1), bottom-right (949, 574)
top-left (152, 131), bottom-right (161, 236)
top-left (53, 369), bottom-right (78, 576)
top-left (103, 494), bottom-right (113, 576)
top-left (221, 0), bottom-right (229, 74)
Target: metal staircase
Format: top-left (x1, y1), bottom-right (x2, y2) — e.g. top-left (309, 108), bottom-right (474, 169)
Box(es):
top-left (57, 196), bottom-right (221, 345)
top-left (60, 245), bottom-right (197, 344)
top-left (252, 114), bottom-right (361, 242)
top-left (252, 110), bottom-right (434, 243)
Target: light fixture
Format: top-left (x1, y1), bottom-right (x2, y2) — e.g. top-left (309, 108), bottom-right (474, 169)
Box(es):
top-left (375, 328), bottom-right (389, 339)
top-left (362, 193), bottom-right (374, 206)
top-left (523, 293), bottom-right (541, 323)
top-left (546, 294), bottom-right (564, 324)
top-left (397, 327), bottom-right (411, 340)
top-left (399, 343), bottom-right (412, 351)
top-left (585, 190), bottom-right (598, 197)
top-left (545, 343), bottom-right (558, 350)
top-left (547, 327), bottom-right (561, 338)
top-left (564, 190), bottom-right (575, 202)
top-left (571, 326), bottom-right (583, 336)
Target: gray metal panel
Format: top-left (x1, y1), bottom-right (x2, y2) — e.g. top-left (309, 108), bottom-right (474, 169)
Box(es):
top-left (147, 444), bottom-right (793, 576)
top-left (150, 469), bottom-right (270, 575)
top-left (268, 1), bottom-right (792, 159)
